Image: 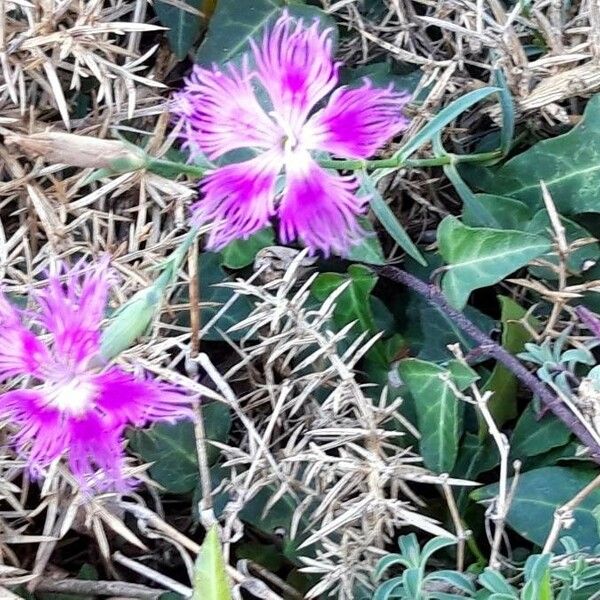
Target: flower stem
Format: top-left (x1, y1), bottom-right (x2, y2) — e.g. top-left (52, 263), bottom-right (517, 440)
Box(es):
top-left (375, 264), bottom-right (600, 463)
top-left (317, 149), bottom-right (502, 171)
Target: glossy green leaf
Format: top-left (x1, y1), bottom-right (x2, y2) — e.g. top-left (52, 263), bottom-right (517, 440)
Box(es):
top-left (155, 0), bottom-right (202, 60)
top-left (220, 227), bottom-right (274, 269)
top-left (398, 358), bottom-right (478, 473)
top-left (129, 402), bottom-right (231, 493)
top-left (192, 525), bottom-right (232, 600)
top-left (437, 216), bottom-right (551, 309)
top-left (453, 433), bottom-right (500, 480)
top-left (462, 194), bottom-right (533, 230)
top-left (346, 218), bottom-right (386, 265)
top-left (362, 172), bottom-right (426, 265)
top-left (482, 296), bottom-right (538, 428)
top-left (525, 210), bottom-right (600, 279)
top-left (472, 94), bottom-right (600, 214)
top-left (510, 403), bottom-right (572, 459)
top-left (196, 0), bottom-right (331, 65)
top-left (472, 467), bottom-right (600, 549)
top-left (198, 252), bottom-right (255, 340)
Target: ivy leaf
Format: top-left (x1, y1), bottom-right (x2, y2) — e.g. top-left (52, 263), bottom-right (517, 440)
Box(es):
top-left (481, 296), bottom-right (538, 428)
top-left (196, 0), bottom-right (333, 65)
top-left (220, 228), bottom-right (274, 269)
top-left (398, 358), bottom-right (478, 473)
top-left (462, 194), bottom-right (533, 230)
top-left (470, 93), bottom-right (600, 214)
top-left (472, 467), bottom-right (600, 549)
top-left (155, 0), bottom-right (202, 60)
top-left (129, 402), bottom-right (231, 494)
top-left (510, 403), bottom-right (572, 459)
top-left (438, 216), bottom-right (551, 309)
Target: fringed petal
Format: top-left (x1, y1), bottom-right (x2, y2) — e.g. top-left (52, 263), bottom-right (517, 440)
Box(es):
top-left (172, 59), bottom-right (280, 161)
top-left (35, 256), bottom-right (112, 367)
top-left (278, 155), bottom-right (367, 257)
top-left (251, 13), bottom-right (338, 131)
top-left (192, 152), bottom-right (281, 250)
top-left (93, 367), bottom-right (192, 427)
top-left (307, 81), bottom-right (410, 159)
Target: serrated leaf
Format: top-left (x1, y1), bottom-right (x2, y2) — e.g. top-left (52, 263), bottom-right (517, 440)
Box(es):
top-left (155, 0), bottom-right (202, 60)
top-left (471, 93), bottom-right (600, 214)
top-left (472, 467), bottom-right (600, 549)
top-left (437, 216), bottom-right (551, 309)
top-left (398, 358), bottom-right (478, 473)
top-left (192, 526), bottom-right (232, 600)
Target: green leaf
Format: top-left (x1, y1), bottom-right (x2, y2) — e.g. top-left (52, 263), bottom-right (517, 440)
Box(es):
top-left (453, 433), bottom-right (500, 480)
top-left (346, 218), bottom-right (386, 265)
top-left (198, 252), bottom-right (255, 341)
top-left (493, 69), bottom-right (515, 156)
top-left (482, 296), bottom-right (538, 428)
top-left (129, 402), bottom-right (231, 493)
top-left (155, 0), bottom-right (202, 60)
top-left (525, 210), bottom-right (600, 279)
top-left (510, 403), bottom-right (572, 459)
top-left (362, 172), bottom-right (426, 265)
top-left (471, 467), bottom-right (600, 549)
top-left (395, 86), bottom-right (501, 161)
top-left (220, 227), bottom-right (274, 269)
top-left (192, 525), bottom-right (232, 600)
top-left (473, 94), bottom-right (600, 214)
top-left (196, 0), bottom-right (332, 65)
top-left (398, 358), bottom-right (478, 473)
top-left (462, 194), bottom-right (533, 230)
top-left (437, 216), bottom-right (551, 309)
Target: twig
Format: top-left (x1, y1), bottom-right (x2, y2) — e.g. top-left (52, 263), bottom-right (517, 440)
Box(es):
top-left (542, 472), bottom-right (600, 554)
top-left (376, 265), bottom-right (600, 462)
top-left (113, 552), bottom-right (192, 597)
top-left (440, 475), bottom-right (468, 571)
top-left (33, 578), bottom-right (162, 599)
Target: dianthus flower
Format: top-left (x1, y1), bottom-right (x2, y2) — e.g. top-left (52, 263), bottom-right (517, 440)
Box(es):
top-left (0, 258), bottom-right (191, 488)
top-left (173, 13), bottom-right (410, 256)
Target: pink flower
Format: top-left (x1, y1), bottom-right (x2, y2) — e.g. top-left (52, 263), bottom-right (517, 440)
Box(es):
top-left (173, 13), bottom-right (410, 256)
top-left (0, 258), bottom-right (191, 489)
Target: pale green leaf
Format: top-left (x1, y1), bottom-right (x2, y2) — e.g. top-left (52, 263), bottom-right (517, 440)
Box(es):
top-left (192, 526), bottom-right (232, 600)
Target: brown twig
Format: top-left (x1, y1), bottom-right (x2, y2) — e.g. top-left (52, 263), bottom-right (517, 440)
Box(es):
top-left (376, 265), bottom-right (600, 462)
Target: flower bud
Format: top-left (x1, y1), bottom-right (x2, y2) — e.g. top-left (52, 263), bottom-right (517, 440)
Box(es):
top-left (5, 132), bottom-right (147, 171)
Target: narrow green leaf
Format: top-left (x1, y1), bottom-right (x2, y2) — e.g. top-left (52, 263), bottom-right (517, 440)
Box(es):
top-left (192, 526), bottom-right (232, 600)
top-left (362, 172), bottom-right (426, 265)
top-left (493, 69), bottom-right (515, 156)
top-left (437, 216), bottom-right (551, 309)
top-left (396, 86), bottom-right (500, 160)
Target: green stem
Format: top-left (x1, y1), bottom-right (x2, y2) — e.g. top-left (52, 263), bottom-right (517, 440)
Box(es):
top-left (318, 149), bottom-right (502, 171)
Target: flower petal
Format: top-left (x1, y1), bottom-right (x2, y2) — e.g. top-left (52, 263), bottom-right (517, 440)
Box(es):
top-left (0, 390), bottom-right (69, 473)
top-left (0, 293), bottom-right (48, 380)
top-left (307, 81), bottom-right (410, 159)
top-left (93, 367), bottom-right (192, 428)
top-left (172, 59), bottom-right (280, 161)
top-left (278, 155), bottom-right (367, 256)
top-left (251, 13), bottom-right (338, 130)
top-left (67, 411), bottom-right (127, 487)
top-left (35, 256), bottom-right (111, 366)
top-left (192, 152), bottom-right (281, 250)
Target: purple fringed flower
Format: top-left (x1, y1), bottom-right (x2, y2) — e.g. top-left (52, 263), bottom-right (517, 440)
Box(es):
top-left (173, 13), bottom-right (410, 256)
top-left (0, 258), bottom-right (191, 489)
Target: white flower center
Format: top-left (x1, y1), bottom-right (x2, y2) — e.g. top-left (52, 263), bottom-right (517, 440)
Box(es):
top-left (48, 378), bottom-right (96, 416)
